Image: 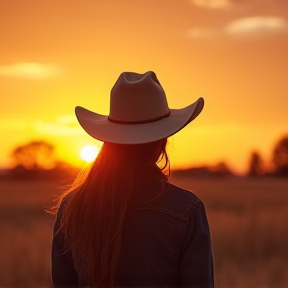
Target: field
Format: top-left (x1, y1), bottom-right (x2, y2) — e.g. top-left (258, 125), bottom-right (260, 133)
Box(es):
top-left (1, 176), bottom-right (288, 287)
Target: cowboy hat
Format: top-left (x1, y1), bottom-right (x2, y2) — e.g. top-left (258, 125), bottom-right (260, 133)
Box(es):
top-left (75, 71), bottom-right (204, 144)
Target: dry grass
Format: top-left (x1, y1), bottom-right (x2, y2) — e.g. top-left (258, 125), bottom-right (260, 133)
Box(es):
top-left (1, 176), bottom-right (288, 287)
top-left (171, 176), bottom-right (288, 287)
top-left (0, 179), bottom-right (63, 288)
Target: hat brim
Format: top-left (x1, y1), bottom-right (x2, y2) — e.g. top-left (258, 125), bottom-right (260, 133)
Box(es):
top-left (75, 97), bottom-right (204, 144)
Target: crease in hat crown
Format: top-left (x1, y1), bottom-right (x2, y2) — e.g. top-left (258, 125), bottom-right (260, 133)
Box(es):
top-left (108, 71), bottom-right (170, 123)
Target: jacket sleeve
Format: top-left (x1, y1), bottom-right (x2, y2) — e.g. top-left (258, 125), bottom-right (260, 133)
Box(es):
top-left (51, 199), bottom-right (79, 287)
top-left (179, 200), bottom-right (214, 288)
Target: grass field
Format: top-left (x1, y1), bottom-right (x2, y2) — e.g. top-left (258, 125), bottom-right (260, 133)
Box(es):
top-left (1, 176), bottom-right (288, 287)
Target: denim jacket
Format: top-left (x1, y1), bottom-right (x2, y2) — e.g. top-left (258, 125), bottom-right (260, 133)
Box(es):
top-left (52, 182), bottom-right (214, 287)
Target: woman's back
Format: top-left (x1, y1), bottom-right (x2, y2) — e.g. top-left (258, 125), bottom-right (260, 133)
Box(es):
top-left (116, 182), bottom-right (213, 287)
top-left (52, 182), bottom-right (213, 287)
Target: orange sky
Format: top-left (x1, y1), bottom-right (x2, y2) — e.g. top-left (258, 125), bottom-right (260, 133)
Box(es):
top-left (0, 0), bottom-right (287, 174)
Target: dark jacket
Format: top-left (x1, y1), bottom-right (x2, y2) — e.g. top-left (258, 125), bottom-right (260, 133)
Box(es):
top-left (52, 182), bottom-right (214, 287)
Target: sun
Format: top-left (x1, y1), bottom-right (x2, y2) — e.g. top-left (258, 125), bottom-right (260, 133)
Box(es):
top-left (80, 145), bottom-right (100, 163)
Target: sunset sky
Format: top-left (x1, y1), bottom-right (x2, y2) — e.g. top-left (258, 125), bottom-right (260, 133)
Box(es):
top-left (0, 0), bottom-right (287, 174)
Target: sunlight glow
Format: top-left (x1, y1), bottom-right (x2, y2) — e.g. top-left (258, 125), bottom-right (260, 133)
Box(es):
top-left (0, 62), bottom-right (61, 79)
top-left (80, 145), bottom-right (99, 163)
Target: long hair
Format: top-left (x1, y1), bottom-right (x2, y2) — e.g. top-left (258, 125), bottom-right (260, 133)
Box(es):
top-left (55, 138), bottom-right (169, 286)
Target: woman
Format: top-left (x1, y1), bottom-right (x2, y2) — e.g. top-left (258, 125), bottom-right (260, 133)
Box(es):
top-left (52, 71), bottom-right (214, 287)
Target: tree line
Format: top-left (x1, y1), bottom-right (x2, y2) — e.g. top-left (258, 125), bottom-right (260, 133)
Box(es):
top-left (6, 135), bottom-right (288, 178)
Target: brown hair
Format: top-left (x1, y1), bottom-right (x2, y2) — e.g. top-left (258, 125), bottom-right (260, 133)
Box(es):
top-left (55, 138), bottom-right (169, 286)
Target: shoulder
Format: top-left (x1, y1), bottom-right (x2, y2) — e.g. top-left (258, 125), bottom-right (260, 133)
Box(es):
top-left (147, 182), bottom-right (203, 221)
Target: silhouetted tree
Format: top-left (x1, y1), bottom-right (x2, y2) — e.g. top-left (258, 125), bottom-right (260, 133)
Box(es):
top-left (11, 140), bottom-right (56, 170)
top-left (248, 151), bottom-right (264, 176)
top-left (272, 135), bottom-right (288, 176)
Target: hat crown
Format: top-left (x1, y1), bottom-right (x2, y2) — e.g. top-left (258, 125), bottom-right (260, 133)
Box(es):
top-left (109, 71), bottom-right (170, 123)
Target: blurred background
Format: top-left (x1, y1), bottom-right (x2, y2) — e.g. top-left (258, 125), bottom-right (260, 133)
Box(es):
top-left (0, 0), bottom-right (287, 287)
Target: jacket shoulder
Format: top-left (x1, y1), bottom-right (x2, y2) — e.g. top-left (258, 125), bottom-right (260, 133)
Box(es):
top-left (147, 182), bottom-right (203, 221)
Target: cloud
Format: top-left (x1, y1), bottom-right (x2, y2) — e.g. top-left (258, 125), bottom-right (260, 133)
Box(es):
top-left (188, 16), bottom-right (288, 39)
top-left (225, 16), bottom-right (288, 35)
top-left (0, 62), bottom-right (62, 79)
top-left (190, 0), bottom-right (288, 12)
top-left (190, 0), bottom-right (231, 9)
top-left (34, 115), bottom-right (83, 136)
top-left (187, 28), bottom-right (214, 38)
top-left (0, 115), bottom-right (82, 135)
